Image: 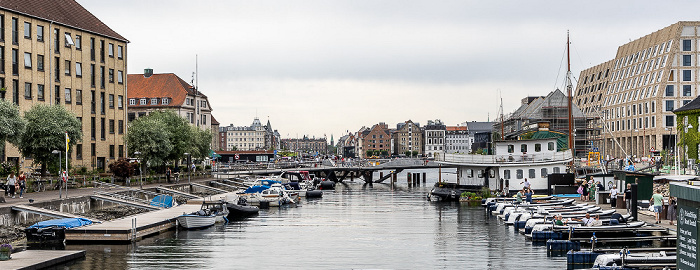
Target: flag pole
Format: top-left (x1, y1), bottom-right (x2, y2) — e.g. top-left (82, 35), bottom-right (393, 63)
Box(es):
top-left (65, 132), bottom-right (69, 198)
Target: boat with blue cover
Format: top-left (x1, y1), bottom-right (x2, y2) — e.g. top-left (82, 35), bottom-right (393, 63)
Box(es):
top-left (25, 217), bottom-right (94, 245)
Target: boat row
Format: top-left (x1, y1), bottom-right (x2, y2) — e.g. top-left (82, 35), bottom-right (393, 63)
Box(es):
top-left (483, 196), bottom-right (677, 269)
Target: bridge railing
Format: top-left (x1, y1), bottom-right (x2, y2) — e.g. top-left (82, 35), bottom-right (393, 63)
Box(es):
top-left (439, 150), bottom-right (572, 164)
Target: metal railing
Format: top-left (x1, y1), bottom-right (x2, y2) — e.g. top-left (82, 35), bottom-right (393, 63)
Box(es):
top-left (438, 150), bottom-right (573, 164)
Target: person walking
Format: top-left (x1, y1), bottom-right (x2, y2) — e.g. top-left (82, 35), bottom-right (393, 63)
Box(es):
top-left (6, 173), bottom-right (16, 198)
top-left (609, 185), bottom-right (618, 208)
top-left (166, 167), bottom-right (172, 183)
top-left (582, 181), bottom-right (589, 201)
top-left (623, 183), bottom-right (633, 213)
top-left (18, 171), bottom-right (26, 198)
top-left (650, 189), bottom-right (664, 224)
top-left (667, 196), bottom-right (677, 225)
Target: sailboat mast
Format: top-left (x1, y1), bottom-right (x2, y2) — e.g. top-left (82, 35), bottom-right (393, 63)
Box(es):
top-left (500, 97), bottom-right (504, 140)
top-left (566, 31), bottom-right (575, 171)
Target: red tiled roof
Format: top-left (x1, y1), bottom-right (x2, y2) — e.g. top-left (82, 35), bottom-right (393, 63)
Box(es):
top-left (0, 0), bottom-right (127, 41)
top-left (127, 73), bottom-right (193, 107)
top-left (446, 126), bottom-right (467, 131)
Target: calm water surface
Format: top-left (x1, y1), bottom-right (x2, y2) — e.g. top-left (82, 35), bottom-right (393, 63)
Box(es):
top-left (60, 169), bottom-right (566, 269)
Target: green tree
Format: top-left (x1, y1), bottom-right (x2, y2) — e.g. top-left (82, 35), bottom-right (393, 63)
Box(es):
top-left (126, 116), bottom-right (173, 168)
top-left (148, 110), bottom-right (193, 162)
top-left (0, 99), bottom-right (26, 146)
top-left (18, 104), bottom-right (81, 176)
top-left (190, 126), bottom-right (212, 159)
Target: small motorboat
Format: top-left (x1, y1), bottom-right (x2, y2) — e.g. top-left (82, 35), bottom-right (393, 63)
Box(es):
top-left (25, 217), bottom-right (94, 245)
top-left (200, 200), bottom-right (230, 223)
top-left (226, 196), bottom-right (259, 218)
top-left (177, 206), bottom-right (217, 229)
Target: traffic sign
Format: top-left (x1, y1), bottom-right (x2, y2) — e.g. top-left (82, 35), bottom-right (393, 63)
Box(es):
top-left (235, 154), bottom-right (240, 160)
top-left (650, 147), bottom-right (656, 152)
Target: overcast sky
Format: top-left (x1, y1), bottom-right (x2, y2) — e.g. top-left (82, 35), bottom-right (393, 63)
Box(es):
top-left (81, 0), bottom-right (700, 140)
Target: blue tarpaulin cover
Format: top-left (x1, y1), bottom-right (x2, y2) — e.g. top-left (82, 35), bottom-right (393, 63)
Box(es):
top-left (244, 185), bottom-right (270, 193)
top-left (28, 217), bottom-right (93, 229)
top-left (258, 180), bottom-right (281, 186)
top-left (150, 195), bottom-right (174, 208)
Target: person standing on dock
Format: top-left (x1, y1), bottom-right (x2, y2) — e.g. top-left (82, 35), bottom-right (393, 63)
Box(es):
top-left (524, 188), bottom-right (533, 204)
top-left (623, 183), bottom-right (632, 213)
top-left (166, 167), bottom-right (172, 183)
top-left (650, 189), bottom-right (664, 224)
top-left (667, 196), bottom-right (677, 225)
top-left (609, 185), bottom-right (618, 208)
top-left (516, 189), bottom-right (523, 204)
top-left (18, 171), bottom-right (26, 198)
top-left (520, 178), bottom-right (530, 190)
top-left (5, 173), bottom-right (16, 198)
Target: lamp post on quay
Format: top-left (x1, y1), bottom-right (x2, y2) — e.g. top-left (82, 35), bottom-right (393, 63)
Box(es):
top-left (184, 152), bottom-right (191, 184)
top-left (52, 150), bottom-right (62, 198)
top-left (134, 151), bottom-right (143, 189)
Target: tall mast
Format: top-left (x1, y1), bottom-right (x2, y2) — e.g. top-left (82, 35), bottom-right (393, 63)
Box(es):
top-left (500, 96), bottom-right (504, 140)
top-left (566, 31), bottom-right (575, 171)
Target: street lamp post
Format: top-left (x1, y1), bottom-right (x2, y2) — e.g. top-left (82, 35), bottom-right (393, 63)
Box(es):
top-left (52, 150), bottom-right (61, 198)
top-left (134, 151), bottom-right (142, 189)
top-left (184, 153), bottom-right (191, 184)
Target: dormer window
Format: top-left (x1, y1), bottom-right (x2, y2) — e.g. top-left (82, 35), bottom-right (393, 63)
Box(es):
top-left (150, 98), bottom-right (158, 105)
top-left (162, 98), bottom-right (169, 105)
top-left (129, 98), bottom-right (136, 105)
top-left (140, 98), bottom-right (146, 105)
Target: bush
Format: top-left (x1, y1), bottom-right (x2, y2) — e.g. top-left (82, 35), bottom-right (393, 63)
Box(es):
top-left (480, 187), bottom-right (492, 198)
top-left (108, 159), bottom-right (135, 179)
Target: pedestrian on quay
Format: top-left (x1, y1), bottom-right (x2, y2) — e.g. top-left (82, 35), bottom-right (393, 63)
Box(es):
top-left (166, 167), bottom-right (172, 183)
top-left (588, 180), bottom-right (596, 201)
top-left (6, 172), bottom-right (16, 198)
top-left (623, 183), bottom-right (633, 213)
top-left (515, 189), bottom-right (523, 204)
top-left (667, 196), bottom-right (677, 225)
top-left (650, 189), bottom-right (664, 224)
top-left (582, 180), bottom-right (589, 201)
top-left (503, 184), bottom-right (509, 197)
top-left (18, 171), bottom-right (26, 198)
top-left (520, 178), bottom-right (530, 190)
top-left (609, 185), bottom-right (618, 208)
top-left (524, 187), bottom-right (533, 204)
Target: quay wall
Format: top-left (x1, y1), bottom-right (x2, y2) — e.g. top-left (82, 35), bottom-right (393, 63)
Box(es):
top-left (0, 196), bottom-right (122, 227)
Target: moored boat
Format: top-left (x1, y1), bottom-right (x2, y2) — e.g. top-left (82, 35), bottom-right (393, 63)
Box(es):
top-left (177, 207), bottom-right (217, 229)
top-left (25, 217), bottom-right (94, 245)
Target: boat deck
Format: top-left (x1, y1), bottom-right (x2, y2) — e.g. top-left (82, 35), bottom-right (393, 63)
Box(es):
top-left (0, 250), bottom-right (85, 270)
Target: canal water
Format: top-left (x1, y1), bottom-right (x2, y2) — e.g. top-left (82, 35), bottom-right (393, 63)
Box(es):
top-left (61, 168), bottom-right (566, 269)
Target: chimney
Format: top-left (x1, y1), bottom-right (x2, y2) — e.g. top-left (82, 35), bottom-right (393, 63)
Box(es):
top-left (144, 68), bottom-right (153, 78)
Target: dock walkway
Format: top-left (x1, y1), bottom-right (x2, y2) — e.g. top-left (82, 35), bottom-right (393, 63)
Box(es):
top-left (0, 250), bottom-right (85, 270)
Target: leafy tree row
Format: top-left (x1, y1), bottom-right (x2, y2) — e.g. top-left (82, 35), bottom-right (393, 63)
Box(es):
top-left (0, 100), bottom-right (82, 176)
top-left (126, 110), bottom-right (212, 171)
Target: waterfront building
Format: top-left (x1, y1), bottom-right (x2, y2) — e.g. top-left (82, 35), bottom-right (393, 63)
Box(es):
top-left (496, 90), bottom-right (594, 157)
top-left (424, 119), bottom-right (446, 158)
top-left (465, 121), bottom-right (496, 154)
top-left (575, 21), bottom-right (700, 160)
top-left (220, 117), bottom-right (276, 151)
top-left (445, 126), bottom-right (469, 154)
top-left (356, 123), bottom-right (390, 158)
top-left (127, 69), bottom-right (218, 149)
top-left (210, 115), bottom-right (220, 151)
top-left (336, 132), bottom-right (357, 158)
top-left (281, 136), bottom-right (327, 156)
top-left (393, 120), bottom-right (423, 157)
top-left (0, 0), bottom-right (127, 171)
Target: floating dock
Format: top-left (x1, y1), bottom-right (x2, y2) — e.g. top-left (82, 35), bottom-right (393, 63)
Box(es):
top-left (0, 250), bottom-right (85, 270)
top-left (65, 203), bottom-right (201, 242)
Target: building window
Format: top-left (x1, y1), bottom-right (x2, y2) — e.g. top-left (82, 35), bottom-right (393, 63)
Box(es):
top-left (535, 143), bottom-right (541, 152)
top-left (108, 43), bottom-right (114, 58)
top-left (75, 62), bottom-right (82, 77)
top-left (108, 68), bottom-right (114, 83)
top-left (520, 144), bottom-right (527, 153)
top-left (118, 95), bottom-right (123, 109)
top-left (666, 115), bottom-right (674, 127)
top-left (11, 18), bottom-right (17, 44)
top-left (117, 45), bottom-right (123, 59)
top-left (53, 29), bottom-right (59, 52)
top-left (117, 70), bottom-right (123, 84)
top-left (140, 98), bottom-right (146, 105)
top-left (64, 60), bottom-right (71, 75)
top-left (162, 98), bottom-right (169, 105)
top-left (37, 54), bottom-right (44, 71)
top-left (118, 145), bottom-right (123, 158)
top-left (91, 90), bottom-right (96, 113)
top-left (528, 169), bottom-right (535, 178)
top-left (37, 84), bottom-right (44, 100)
top-left (683, 70), bottom-right (692, 81)
top-left (129, 98), bottom-right (136, 105)
top-left (100, 40), bottom-right (105, 62)
top-left (541, 168), bottom-right (548, 178)
top-left (23, 52), bottom-right (31, 68)
top-left (684, 85), bottom-right (692, 96)
top-left (90, 37), bottom-right (95, 61)
top-left (23, 22), bottom-right (30, 39)
top-left (109, 145), bottom-right (114, 159)
top-left (36, 25), bottom-right (43, 42)
top-left (683, 39), bottom-right (691, 51)
top-left (516, 169), bottom-right (523, 179)
top-left (76, 90), bottom-right (82, 105)
top-left (100, 66), bottom-right (105, 88)
top-left (91, 143), bottom-right (96, 157)
top-left (24, 82), bottom-right (31, 99)
top-left (683, 55), bottom-right (692, 66)
top-left (548, 142), bottom-right (555, 151)
top-left (65, 88), bottom-right (71, 103)
top-left (90, 117), bottom-right (95, 140)
top-left (109, 119), bottom-right (114, 134)
top-left (11, 49), bottom-right (17, 75)
top-left (64, 33), bottom-right (74, 47)
top-left (503, 169), bottom-right (510, 179)
top-left (75, 144), bottom-right (82, 159)
top-left (90, 64), bottom-right (95, 87)
top-left (150, 98), bottom-right (157, 105)
top-left (54, 57), bottom-right (59, 82)
top-left (75, 35), bottom-right (81, 50)
top-left (553, 167), bottom-right (560, 173)
top-left (0, 46), bottom-right (4, 74)
top-left (118, 120), bottom-right (124, 134)
top-left (109, 94), bottom-right (114, 108)
top-left (666, 85), bottom-right (674, 96)
top-left (666, 100), bottom-right (674, 111)
top-left (100, 118), bottom-right (105, 140)
top-left (507, 144), bottom-right (514, 153)
top-left (100, 92), bottom-right (105, 114)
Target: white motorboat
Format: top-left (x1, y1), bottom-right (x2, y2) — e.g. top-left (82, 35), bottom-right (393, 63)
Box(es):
top-left (177, 209), bottom-right (217, 229)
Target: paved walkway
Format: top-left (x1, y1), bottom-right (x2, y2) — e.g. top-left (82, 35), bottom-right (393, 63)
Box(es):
top-left (0, 176), bottom-right (218, 207)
